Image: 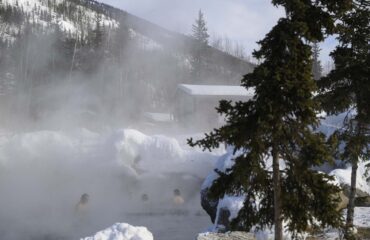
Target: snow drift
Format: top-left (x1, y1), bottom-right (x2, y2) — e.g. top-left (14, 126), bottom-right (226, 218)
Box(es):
top-left (82, 223), bottom-right (154, 240)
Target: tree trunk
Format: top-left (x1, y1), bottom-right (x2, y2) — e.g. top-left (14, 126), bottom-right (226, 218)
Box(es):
top-left (345, 160), bottom-right (358, 239)
top-left (272, 145), bottom-right (283, 240)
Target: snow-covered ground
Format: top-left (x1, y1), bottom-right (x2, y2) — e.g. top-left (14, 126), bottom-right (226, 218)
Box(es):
top-left (0, 111), bottom-right (368, 240)
top-left (82, 223), bottom-right (153, 240)
top-left (129, 29), bottom-right (163, 51)
top-left (331, 163), bottom-right (370, 195)
top-left (0, 0), bottom-right (118, 42)
top-left (201, 113), bottom-right (370, 239)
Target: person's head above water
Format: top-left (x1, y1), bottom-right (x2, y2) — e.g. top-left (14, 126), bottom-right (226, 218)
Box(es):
top-left (173, 189), bottom-right (185, 205)
top-left (174, 189), bottom-right (181, 196)
top-left (141, 193), bottom-right (149, 202)
top-left (80, 193), bottom-right (89, 204)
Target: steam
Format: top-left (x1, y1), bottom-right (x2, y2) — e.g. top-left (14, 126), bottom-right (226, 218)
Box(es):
top-left (1, 20), bottom-right (192, 131)
top-left (0, 128), bottom-right (211, 239)
top-left (0, 5), bottom-right (233, 239)
top-left (0, 130), bottom-right (124, 239)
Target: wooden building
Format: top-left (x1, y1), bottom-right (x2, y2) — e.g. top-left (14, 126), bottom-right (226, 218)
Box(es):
top-left (174, 84), bottom-right (254, 129)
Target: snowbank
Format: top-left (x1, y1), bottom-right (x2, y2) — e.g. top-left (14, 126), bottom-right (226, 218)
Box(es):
top-left (215, 195), bottom-right (245, 223)
top-left (320, 112), bottom-right (370, 196)
top-left (111, 129), bottom-right (218, 178)
top-left (202, 146), bottom-right (240, 191)
top-left (0, 128), bottom-right (218, 178)
top-left (82, 223), bottom-right (153, 240)
top-left (330, 162), bottom-right (370, 196)
top-left (318, 111), bottom-right (357, 137)
top-left (200, 111), bottom-right (369, 238)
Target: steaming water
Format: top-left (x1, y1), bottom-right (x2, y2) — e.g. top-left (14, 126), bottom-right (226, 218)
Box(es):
top-left (0, 129), bottom-right (216, 240)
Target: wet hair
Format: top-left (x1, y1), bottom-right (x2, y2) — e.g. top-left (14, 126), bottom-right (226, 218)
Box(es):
top-left (80, 193), bottom-right (89, 204)
top-left (141, 194), bottom-right (149, 202)
top-left (174, 189), bottom-right (181, 196)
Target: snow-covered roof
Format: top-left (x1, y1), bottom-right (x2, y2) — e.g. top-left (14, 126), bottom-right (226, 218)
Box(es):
top-left (144, 112), bottom-right (172, 122)
top-left (178, 84), bottom-right (254, 97)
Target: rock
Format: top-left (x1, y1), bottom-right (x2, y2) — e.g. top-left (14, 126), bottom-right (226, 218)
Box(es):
top-left (201, 188), bottom-right (232, 232)
top-left (201, 188), bottom-right (242, 232)
top-left (341, 183), bottom-right (369, 198)
top-left (201, 189), bottom-right (234, 232)
top-left (337, 191), bottom-right (349, 210)
top-left (216, 208), bottom-right (232, 232)
top-left (355, 196), bottom-right (370, 207)
top-left (201, 188), bottom-right (219, 223)
top-left (196, 232), bottom-right (256, 240)
top-left (340, 182), bottom-right (370, 207)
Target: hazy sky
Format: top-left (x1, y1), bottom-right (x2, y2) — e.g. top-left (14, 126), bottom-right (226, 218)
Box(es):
top-left (101, 0), bottom-right (335, 65)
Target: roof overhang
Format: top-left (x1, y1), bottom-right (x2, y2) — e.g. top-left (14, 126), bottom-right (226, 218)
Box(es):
top-left (177, 84), bottom-right (254, 97)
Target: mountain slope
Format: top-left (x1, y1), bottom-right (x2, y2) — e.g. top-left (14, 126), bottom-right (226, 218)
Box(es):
top-left (0, 0), bottom-right (255, 126)
top-left (0, 0), bottom-right (254, 76)
top-left (0, 0), bottom-right (117, 41)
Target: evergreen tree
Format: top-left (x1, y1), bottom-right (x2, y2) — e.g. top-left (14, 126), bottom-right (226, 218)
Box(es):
top-left (112, 18), bottom-right (130, 104)
top-left (190, 9), bottom-right (209, 83)
top-left (82, 13), bottom-right (106, 74)
top-left (189, 1), bottom-right (350, 239)
top-left (93, 12), bottom-right (105, 50)
top-left (192, 9), bottom-right (209, 44)
top-left (318, 1), bottom-right (370, 238)
top-left (312, 41), bottom-right (323, 80)
top-left (112, 17), bottom-right (129, 62)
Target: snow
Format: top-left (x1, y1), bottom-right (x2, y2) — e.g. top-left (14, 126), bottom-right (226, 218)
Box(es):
top-left (201, 146), bottom-right (240, 190)
top-left (178, 84), bottom-right (255, 97)
top-left (210, 206), bottom-right (370, 240)
top-left (319, 111), bottom-right (370, 195)
top-left (318, 111), bottom-right (357, 137)
top-left (200, 111), bottom-right (370, 238)
top-left (0, 128), bottom-right (220, 239)
top-left (201, 110), bottom-right (365, 189)
top-left (291, 208), bottom-right (370, 240)
top-left (200, 147), bottom-right (246, 231)
top-left (129, 29), bottom-right (163, 51)
top-left (0, 0), bottom-right (167, 53)
top-left (330, 162), bottom-right (370, 195)
top-left (82, 223), bottom-right (154, 240)
top-left (1, 0), bottom-right (118, 40)
top-left (143, 112), bottom-right (173, 123)
top-left (353, 207), bottom-right (370, 228)
top-left (215, 195), bottom-right (245, 223)
top-left (0, 128), bottom-right (218, 177)
top-left (107, 129), bottom-right (218, 178)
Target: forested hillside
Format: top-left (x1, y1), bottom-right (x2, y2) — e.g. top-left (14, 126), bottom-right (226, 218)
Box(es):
top-left (0, 0), bottom-right (254, 127)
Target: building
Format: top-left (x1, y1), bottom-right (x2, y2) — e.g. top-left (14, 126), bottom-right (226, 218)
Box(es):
top-left (174, 84), bottom-right (254, 128)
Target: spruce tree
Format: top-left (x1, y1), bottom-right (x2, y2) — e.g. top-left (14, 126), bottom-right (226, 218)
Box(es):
top-left (318, 1), bottom-right (369, 238)
top-left (93, 12), bottom-right (105, 50)
top-left (312, 41), bottom-right (323, 80)
top-left (190, 9), bottom-right (209, 82)
top-left (192, 10), bottom-right (209, 44)
top-left (189, 1), bottom-right (350, 238)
